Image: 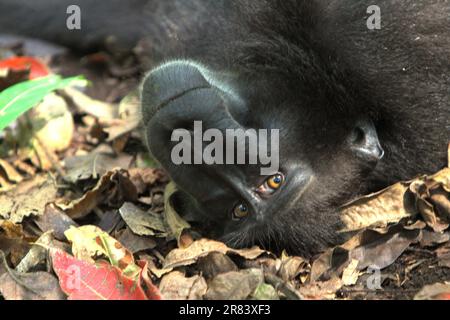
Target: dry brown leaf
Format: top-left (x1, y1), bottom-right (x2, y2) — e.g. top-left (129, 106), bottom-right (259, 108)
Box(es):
top-left (128, 168), bottom-right (166, 195)
top-left (0, 175), bottom-right (58, 223)
top-left (0, 270), bottom-right (66, 300)
top-left (340, 166), bottom-right (450, 236)
top-left (145, 258), bottom-right (173, 279)
top-left (117, 227), bottom-right (157, 253)
top-left (197, 252), bottom-right (238, 279)
top-left (279, 253), bottom-right (308, 283)
top-left (340, 182), bottom-right (417, 232)
top-left (63, 87), bottom-right (117, 119)
top-left (104, 118), bottom-right (140, 142)
top-left (310, 226), bottom-right (421, 283)
top-left (410, 168), bottom-right (450, 232)
top-left (159, 271), bottom-right (207, 300)
top-left (103, 90), bottom-right (140, 142)
top-left (349, 228), bottom-right (421, 270)
top-left (63, 151), bottom-right (133, 183)
top-left (35, 204), bottom-right (78, 240)
top-left (0, 220), bottom-right (24, 238)
top-left (56, 169), bottom-right (137, 219)
top-left (414, 282), bottom-right (450, 300)
top-left (29, 137), bottom-right (59, 171)
top-left (163, 182), bottom-right (191, 247)
top-left (0, 159), bottom-right (23, 183)
top-left (205, 269), bottom-right (264, 300)
top-left (15, 231), bottom-right (53, 273)
top-left (341, 259), bottom-right (360, 286)
top-left (298, 277), bottom-right (343, 300)
top-left (419, 230), bottom-right (450, 247)
top-left (436, 244), bottom-right (450, 269)
top-left (119, 202), bottom-right (167, 237)
top-left (163, 238), bottom-right (267, 269)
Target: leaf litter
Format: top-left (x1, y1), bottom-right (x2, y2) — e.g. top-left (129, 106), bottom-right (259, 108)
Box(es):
top-left (0, 44), bottom-right (449, 300)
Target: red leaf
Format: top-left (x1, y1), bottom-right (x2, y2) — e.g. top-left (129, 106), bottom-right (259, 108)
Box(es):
top-left (138, 260), bottom-right (163, 300)
top-left (51, 249), bottom-right (157, 300)
top-left (434, 293), bottom-right (450, 300)
top-left (0, 56), bottom-right (50, 79)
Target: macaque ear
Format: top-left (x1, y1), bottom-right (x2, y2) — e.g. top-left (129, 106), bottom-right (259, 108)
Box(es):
top-left (140, 61), bottom-right (247, 179)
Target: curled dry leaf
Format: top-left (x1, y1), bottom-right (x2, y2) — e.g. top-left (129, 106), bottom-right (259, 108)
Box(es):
top-left (163, 238), bottom-right (267, 269)
top-left (410, 168), bottom-right (450, 232)
top-left (310, 225), bottom-right (421, 283)
top-left (163, 182), bottom-right (191, 247)
top-left (62, 87), bottom-right (117, 119)
top-left (340, 167), bottom-right (450, 234)
top-left (15, 231), bottom-right (53, 273)
top-left (242, 257), bottom-right (282, 276)
top-left (56, 169), bottom-right (137, 219)
top-left (136, 260), bottom-right (163, 300)
top-left (279, 253), bottom-right (309, 283)
top-left (340, 182), bottom-right (416, 232)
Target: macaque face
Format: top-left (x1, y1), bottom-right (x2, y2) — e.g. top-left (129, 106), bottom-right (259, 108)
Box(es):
top-left (141, 61), bottom-right (385, 255)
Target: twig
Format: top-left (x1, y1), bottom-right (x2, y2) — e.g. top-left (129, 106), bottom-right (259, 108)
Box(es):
top-left (264, 272), bottom-right (302, 300)
top-left (0, 250), bottom-right (45, 298)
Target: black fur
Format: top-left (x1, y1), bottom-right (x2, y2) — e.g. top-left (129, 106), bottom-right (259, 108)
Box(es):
top-left (1, 0), bottom-right (448, 256)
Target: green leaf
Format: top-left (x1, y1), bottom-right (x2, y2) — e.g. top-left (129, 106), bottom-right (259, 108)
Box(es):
top-left (0, 75), bottom-right (86, 132)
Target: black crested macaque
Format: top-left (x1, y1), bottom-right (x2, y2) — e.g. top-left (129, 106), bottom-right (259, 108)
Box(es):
top-left (1, 0), bottom-right (448, 256)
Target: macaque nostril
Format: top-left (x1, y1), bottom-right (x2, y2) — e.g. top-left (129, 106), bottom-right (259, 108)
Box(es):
top-left (351, 127), bottom-right (366, 145)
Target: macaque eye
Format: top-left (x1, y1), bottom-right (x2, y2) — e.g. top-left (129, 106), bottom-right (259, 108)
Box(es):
top-left (256, 173), bottom-right (285, 196)
top-left (233, 203), bottom-right (249, 220)
top-left (267, 173), bottom-right (284, 190)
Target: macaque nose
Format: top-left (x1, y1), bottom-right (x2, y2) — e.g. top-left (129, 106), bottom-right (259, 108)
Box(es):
top-left (350, 120), bottom-right (385, 162)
